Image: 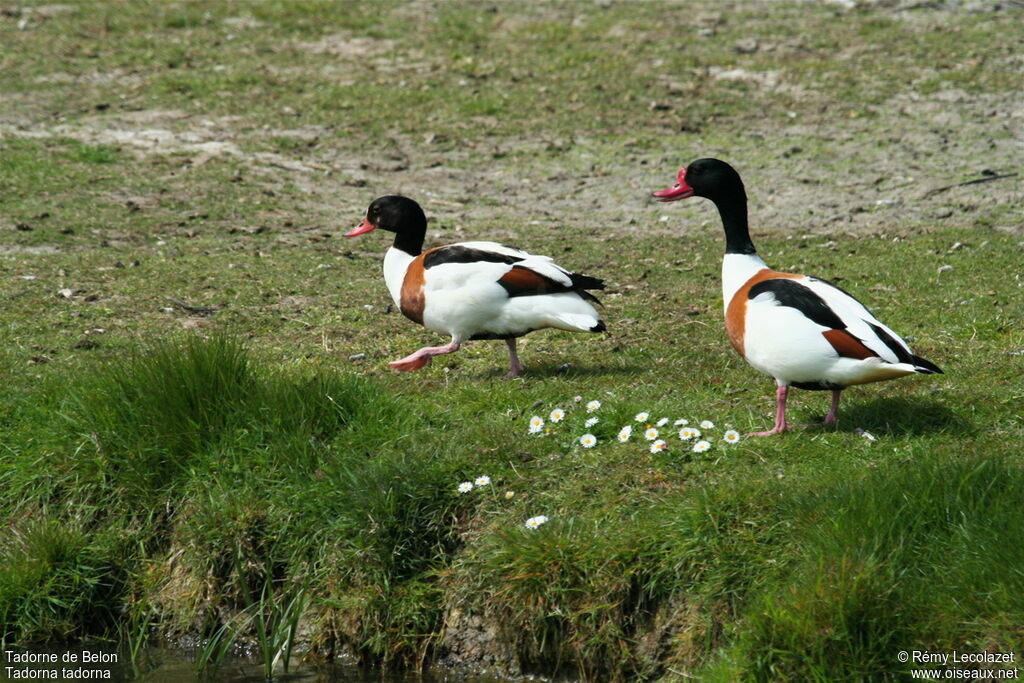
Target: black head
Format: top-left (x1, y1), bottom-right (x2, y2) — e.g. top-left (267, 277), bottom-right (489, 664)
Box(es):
top-left (652, 158), bottom-right (755, 255)
top-left (350, 195), bottom-right (426, 234)
top-left (346, 195), bottom-right (428, 255)
top-left (682, 158), bottom-right (745, 201)
top-left (652, 158), bottom-right (745, 204)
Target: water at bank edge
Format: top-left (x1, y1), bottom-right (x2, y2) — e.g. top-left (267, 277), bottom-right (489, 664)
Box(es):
top-left (0, 644), bottom-right (510, 682)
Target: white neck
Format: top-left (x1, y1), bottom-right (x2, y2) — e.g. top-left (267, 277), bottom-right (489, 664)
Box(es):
top-left (383, 247), bottom-right (414, 307)
top-left (722, 252), bottom-right (768, 311)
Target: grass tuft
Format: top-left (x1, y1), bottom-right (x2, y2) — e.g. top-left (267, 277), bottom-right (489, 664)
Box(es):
top-left (1, 335), bottom-right (462, 668)
top-left (717, 455), bottom-right (1024, 679)
top-left (0, 518), bottom-right (120, 646)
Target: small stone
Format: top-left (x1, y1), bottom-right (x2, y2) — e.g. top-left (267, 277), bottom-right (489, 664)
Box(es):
top-left (348, 353), bottom-right (366, 361)
top-left (937, 265), bottom-right (954, 274)
top-left (733, 38), bottom-right (759, 54)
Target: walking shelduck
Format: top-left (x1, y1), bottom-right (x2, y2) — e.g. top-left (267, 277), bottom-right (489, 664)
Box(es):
top-left (653, 158), bottom-right (942, 435)
top-left (345, 195), bottom-right (606, 378)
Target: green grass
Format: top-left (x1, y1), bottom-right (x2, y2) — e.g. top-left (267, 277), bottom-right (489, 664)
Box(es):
top-left (0, 335), bottom-right (478, 676)
top-left (707, 455), bottom-right (1024, 680)
top-left (2, 0), bottom-right (1023, 679)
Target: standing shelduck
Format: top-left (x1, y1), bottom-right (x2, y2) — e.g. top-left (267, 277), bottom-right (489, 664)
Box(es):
top-left (345, 195), bottom-right (606, 377)
top-left (653, 158), bottom-right (942, 435)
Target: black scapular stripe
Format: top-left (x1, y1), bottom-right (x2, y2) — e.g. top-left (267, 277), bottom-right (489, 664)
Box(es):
top-left (748, 278), bottom-right (845, 330)
top-left (423, 245), bottom-right (524, 269)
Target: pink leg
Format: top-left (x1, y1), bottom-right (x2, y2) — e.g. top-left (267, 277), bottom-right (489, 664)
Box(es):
top-left (750, 384), bottom-right (790, 436)
top-left (823, 389), bottom-right (842, 425)
top-left (503, 338), bottom-right (525, 379)
top-left (388, 340), bottom-right (461, 372)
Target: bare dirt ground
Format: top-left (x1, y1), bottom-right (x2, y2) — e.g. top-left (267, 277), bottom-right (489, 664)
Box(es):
top-left (3, 1), bottom-right (1021, 252)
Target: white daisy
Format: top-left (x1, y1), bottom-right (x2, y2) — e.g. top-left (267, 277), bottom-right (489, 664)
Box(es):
top-left (579, 433), bottom-right (598, 448)
top-left (723, 429), bottom-right (741, 444)
top-left (650, 439), bottom-right (668, 453)
top-left (549, 408), bottom-right (565, 423)
top-left (635, 412), bottom-right (650, 422)
top-left (674, 418), bottom-right (689, 426)
top-left (525, 515), bottom-right (549, 529)
top-left (458, 482), bottom-right (474, 493)
top-left (586, 400), bottom-right (601, 412)
top-left (474, 475), bottom-right (491, 487)
top-left (505, 491), bottom-right (515, 499)
top-left (692, 440), bottom-right (711, 453)
top-left (585, 417), bottom-right (599, 428)
top-left (678, 427), bottom-right (701, 441)
top-left (644, 427), bottom-right (659, 441)
top-left (656, 417), bottom-right (669, 427)
top-left (528, 416), bottom-right (544, 433)
top-left (617, 425), bottom-right (632, 442)
top-left (700, 420), bottom-right (715, 430)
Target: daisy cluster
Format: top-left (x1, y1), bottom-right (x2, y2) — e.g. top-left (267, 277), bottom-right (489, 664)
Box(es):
top-left (456, 474), bottom-right (546, 529)
top-left (527, 399), bottom-right (741, 456)
top-left (457, 475), bottom-right (493, 493)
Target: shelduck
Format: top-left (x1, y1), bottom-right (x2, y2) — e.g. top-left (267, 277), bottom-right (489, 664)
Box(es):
top-left (345, 195), bottom-right (606, 377)
top-left (653, 158), bottom-right (942, 435)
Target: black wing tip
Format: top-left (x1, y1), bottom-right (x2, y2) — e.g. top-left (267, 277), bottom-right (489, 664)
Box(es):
top-left (570, 273), bottom-right (605, 291)
top-left (590, 320), bottom-right (607, 333)
top-left (912, 355), bottom-right (943, 374)
top-left (577, 290), bottom-right (603, 307)
top-left (570, 272), bottom-right (605, 306)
